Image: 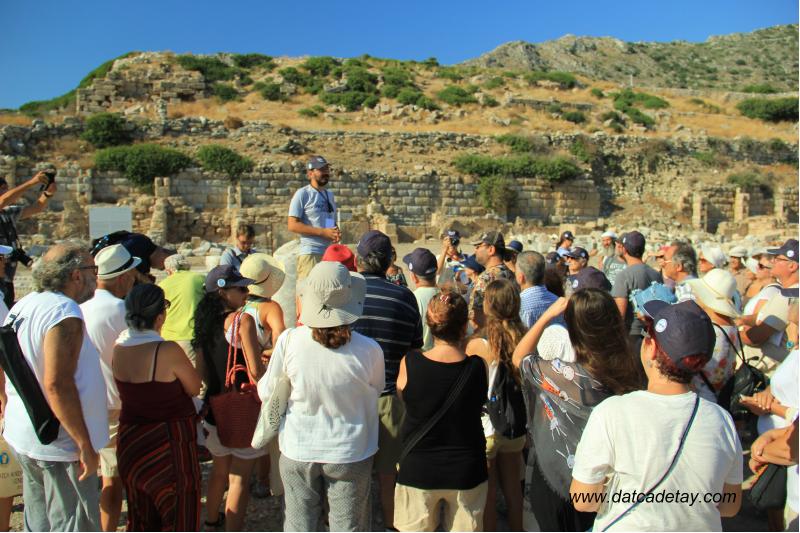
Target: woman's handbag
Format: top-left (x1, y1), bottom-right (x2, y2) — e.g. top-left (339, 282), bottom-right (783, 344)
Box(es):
top-left (209, 312), bottom-right (261, 448)
top-left (749, 463), bottom-right (788, 511)
top-left (252, 330), bottom-right (293, 449)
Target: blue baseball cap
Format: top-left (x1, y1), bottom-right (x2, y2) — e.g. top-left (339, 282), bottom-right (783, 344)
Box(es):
top-left (642, 300), bottom-right (715, 370)
top-left (767, 239), bottom-right (799, 263)
top-left (403, 248), bottom-right (438, 277)
top-left (356, 230), bottom-right (392, 258)
top-left (460, 254), bottom-right (485, 274)
top-left (205, 265), bottom-right (255, 294)
top-left (565, 247), bottom-right (589, 260)
top-left (570, 267), bottom-right (611, 292)
top-left (307, 155), bottom-right (329, 170)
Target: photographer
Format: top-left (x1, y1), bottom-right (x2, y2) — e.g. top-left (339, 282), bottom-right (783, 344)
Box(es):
top-left (0, 170), bottom-right (57, 307)
top-left (436, 229), bottom-right (466, 288)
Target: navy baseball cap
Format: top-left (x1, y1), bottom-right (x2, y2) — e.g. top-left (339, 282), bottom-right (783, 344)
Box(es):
top-left (205, 265), bottom-right (255, 294)
top-left (307, 155), bottom-right (329, 170)
top-left (621, 231), bottom-right (646, 257)
top-left (642, 300), bottom-right (715, 370)
top-left (403, 248), bottom-right (438, 277)
top-left (561, 231), bottom-right (575, 241)
top-left (565, 247), bottom-right (589, 260)
top-left (570, 267), bottom-right (611, 292)
top-left (356, 230), bottom-right (392, 258)
top-left (507, 240), bottom-right (523, 254)
top-left (767, 239), bottom-right (799, 263)
top-left (545, 251), bottom-right (562, 265)
top-left (460, 254), bottom-right (485, 274)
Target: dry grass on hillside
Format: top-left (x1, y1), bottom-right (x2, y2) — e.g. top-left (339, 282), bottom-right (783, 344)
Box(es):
top-left (0, 113), bottom-right (33, 126)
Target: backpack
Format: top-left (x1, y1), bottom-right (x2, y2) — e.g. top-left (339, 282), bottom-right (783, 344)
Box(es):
top-left (487, 362), bottom-right (527, 439)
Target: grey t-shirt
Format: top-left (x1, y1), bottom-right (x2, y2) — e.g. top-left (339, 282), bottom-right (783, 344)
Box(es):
top-left (288, 184), bottom-right (337, 255)
top-left (611, 263), bottom-right (663, 335)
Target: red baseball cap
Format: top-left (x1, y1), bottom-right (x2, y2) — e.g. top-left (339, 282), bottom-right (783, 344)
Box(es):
top-left (322, 244), bottom-right (357, 272)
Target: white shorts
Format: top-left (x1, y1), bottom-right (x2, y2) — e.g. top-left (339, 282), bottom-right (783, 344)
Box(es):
top-left (203, 423), bottom-right (267, 461)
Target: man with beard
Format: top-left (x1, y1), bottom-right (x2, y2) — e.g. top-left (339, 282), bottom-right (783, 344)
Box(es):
top-left (597, 231), bottom-right (625, 288)
top-left (288, 155), bottom-right (341, 281)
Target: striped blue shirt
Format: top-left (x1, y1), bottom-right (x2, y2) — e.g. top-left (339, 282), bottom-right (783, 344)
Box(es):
top-left (519, 285), bottom-right (563, 329)
top-left (352, 273), bottom-right (423, 395)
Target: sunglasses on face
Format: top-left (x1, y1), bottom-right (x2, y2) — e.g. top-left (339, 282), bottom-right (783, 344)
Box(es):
top-left (757, 263), bottom-right (772, 270)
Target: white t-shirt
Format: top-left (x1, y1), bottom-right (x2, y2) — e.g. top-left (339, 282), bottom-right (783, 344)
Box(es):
top-left (81, 289), bottom-right (127, 410)
top-left (743, 284), bottom-right (781, 316)
top-left (572, 391), bottom-right (743, 532)
top-left (258, 326), bottom-right (385, 464)
top-left (2, 292), bottom-right (109, 461)
top-left (536, 324), bottom-right (576, 363)
top-left (757, 283), bottom-right (798, 352)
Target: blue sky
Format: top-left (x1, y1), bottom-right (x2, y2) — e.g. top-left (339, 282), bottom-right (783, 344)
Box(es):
top-left (1, 0), bottom-right (796, 109)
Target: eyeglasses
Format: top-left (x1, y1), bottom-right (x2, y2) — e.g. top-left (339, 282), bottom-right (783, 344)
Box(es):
top-left (757, 263), bottom-right (772, 271)
top-left (774, 256), bottom-right (793, 263)
top-left (78, 265), bottom-right (99, 275)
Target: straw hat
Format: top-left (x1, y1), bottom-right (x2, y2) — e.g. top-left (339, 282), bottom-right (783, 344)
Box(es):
top-left (95, 244), bottom-right (142, 280)
top-left (686, 269), bottom-right (740, 318)
top-left (240, 253), bottom-right (286, 299)
top-left (299, 261), bottom-right (366, 328)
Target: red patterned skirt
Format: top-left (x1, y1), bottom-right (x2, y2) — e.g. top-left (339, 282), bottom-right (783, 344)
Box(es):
top-left (117, 417), bottom-right (201, 531)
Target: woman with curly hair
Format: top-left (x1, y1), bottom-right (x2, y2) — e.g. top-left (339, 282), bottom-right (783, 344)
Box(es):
top-left (466, 279), bottom-right (527, 531)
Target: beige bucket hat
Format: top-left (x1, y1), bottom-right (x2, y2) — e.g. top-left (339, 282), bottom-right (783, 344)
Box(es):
top-left (686, 269), bottom-right (740, 318)
top-left (299, 261), bottom-right (366, 328)
top-left (240, 253), bottom-right (286, 299)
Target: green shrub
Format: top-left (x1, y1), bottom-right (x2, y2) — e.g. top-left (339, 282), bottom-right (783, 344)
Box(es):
top-left (320, 91), bottom-right (373, 111)
top-left (177, 55), bottom-right (241, 83)
top-left (231, 53), bottom-right (275, 70)
top-left (416, 96), bottom-right (440, 111)
top-left (483, 77), bottom-right (505, 90)
top-left (691, 150), bottom-right (728, 167)
top-left (547, 102), bottom-right (563, 114)
top-left (562, 111), bottom-right (586, 124)
top-left (590, 88), bottom-right (604, 98)
top-left (624, 107), bottom-right (655, 127)
top-left (81, 113), bottom-right (130, 148)
top-left (453, 153), bottom-right (580, 181)
top-left (570, 137), bottom-right (600, 163)
top-left (613, 89), bottom-right (669, 110)
top-left (213, 83), bottom-right (239, 102)
top-left (482, 95), bottom-right (500, 107)
top-left (362, 94), bottom-right (380, 109)
top-left (436, 68), bottom-right (463, 82)
top-left (477, 175), bottom-right (517, 213)
top-left (495, 134), bottom-right (540, 153)
top-left (257, 82), bottom-right (284, 101)
top-left (437, 86), bottom-right (477, 106)
top-left (422, 57), bottom-right (439, 68)
top-left (768, 138), bottom-right (789, 152)
top-left (727, 170), bottom-right (765, 189)
top-left (95, 144), bottom-right (192, 189)
top-left (382, 66), bottom-right (414, 87)
top-left (302, 56), bottom-right (340, 77)
top-left (196, 144), bottom-right (254, 179)
top-left (736, 98), bottom-right (798, 122)
top-left (298, 105), bottom-right (326, 118)
top-left (278, 67), bottom-right (308, 86)
top-left (523, 71), bottom-right (578, 89)
top-left (396, 88), bottom-right (423, 106)
top-left (741, 84), bottom-right (778, 94)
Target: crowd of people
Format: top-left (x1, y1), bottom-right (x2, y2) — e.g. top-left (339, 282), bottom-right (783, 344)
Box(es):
top-left (0, 158), bottom-right (797, 532)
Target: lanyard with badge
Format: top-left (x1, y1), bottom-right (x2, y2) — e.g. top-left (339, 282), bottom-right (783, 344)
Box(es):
top-left (312, 186), bottom-right (336, 229)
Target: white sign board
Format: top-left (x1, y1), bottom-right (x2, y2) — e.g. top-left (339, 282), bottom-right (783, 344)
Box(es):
top-left (89, 207), bottom-right (133, 240)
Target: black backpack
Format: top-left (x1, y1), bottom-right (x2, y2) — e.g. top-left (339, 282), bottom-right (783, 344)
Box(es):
top-left (487, 362), bottom-right (527, 439)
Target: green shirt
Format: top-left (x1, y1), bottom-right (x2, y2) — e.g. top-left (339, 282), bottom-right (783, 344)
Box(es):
top-left (158, 271), bottom-right (205, 341)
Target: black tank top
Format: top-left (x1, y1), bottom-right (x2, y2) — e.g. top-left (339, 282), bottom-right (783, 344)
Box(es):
top-left (398, 351), bottom-right (488, 490)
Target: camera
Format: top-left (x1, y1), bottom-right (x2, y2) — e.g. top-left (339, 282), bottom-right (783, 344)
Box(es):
top-left (449, 236), bottom-right (460, 247)
top-left (40, 169), bottom-right (56, 191)
top-left (9, 248), bottom-right (34, 268)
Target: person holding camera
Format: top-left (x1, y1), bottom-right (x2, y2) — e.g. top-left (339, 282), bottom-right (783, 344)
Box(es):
top-left (0, 170), bottom-right (57, 307)
top-left (436, 230), bottom-right (466, 288)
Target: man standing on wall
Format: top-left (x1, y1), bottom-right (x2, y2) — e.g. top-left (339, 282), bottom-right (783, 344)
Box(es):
top-left (288, 155), bottom-right (341, 281)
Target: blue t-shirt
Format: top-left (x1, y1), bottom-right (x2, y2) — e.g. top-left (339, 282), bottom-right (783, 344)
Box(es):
top-left (288, 184), bottom-right (337, 255)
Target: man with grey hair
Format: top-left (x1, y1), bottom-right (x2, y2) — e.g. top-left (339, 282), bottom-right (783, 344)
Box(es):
top-left (662, 242), bottom-right (698, 302)
top-left (516, 251), bottom-right (561, 328)
top-left (1, 243), bottom-right (108, 531)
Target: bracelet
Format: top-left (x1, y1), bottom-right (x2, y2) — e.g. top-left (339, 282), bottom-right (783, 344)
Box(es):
top-left (43, 192), bottom-right (53, 198)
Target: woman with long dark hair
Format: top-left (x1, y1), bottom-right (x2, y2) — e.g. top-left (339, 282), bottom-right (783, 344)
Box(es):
top-left (466, 279), bottom-right (526, 531)
top-left (113, 284), bottom-right (202, 531)
top-left (193, 266), bottom-right (265, 531)
top-left (512, 288), bottom-right (640, 531)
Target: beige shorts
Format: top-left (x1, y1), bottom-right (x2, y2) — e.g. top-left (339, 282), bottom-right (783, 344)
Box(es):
top-left (375, 394), bottom-right (405, 475)
top-left (99, 410), bottom-right (121, 478)
top-left (204, 423), bottom-right (267, 461)
top-left (394, 481), bottom-right (488, 532)
top-left (485, 434), bottom-right (526, 460)
top-left (296, 254), bottom-right (323, 281)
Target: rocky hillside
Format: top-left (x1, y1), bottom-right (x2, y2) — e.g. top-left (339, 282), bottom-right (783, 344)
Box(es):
top-left (463, 24), bottom-right (799, 91)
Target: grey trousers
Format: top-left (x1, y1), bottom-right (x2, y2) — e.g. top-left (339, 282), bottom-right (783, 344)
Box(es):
top-left (16, 453), bottom-right (101, 532)
top-left (280, 454), bottom-right (373, 532)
